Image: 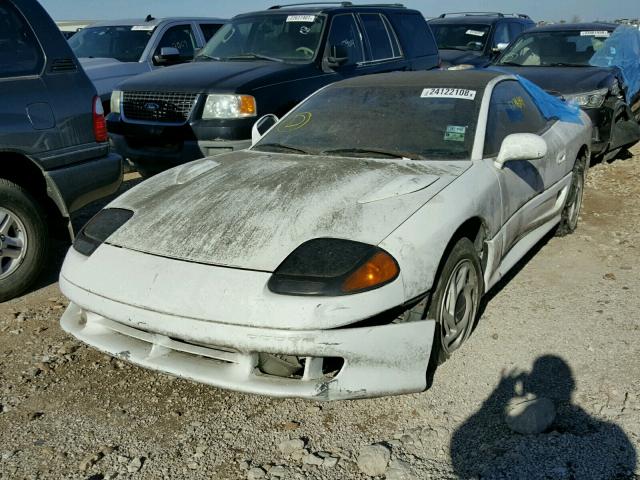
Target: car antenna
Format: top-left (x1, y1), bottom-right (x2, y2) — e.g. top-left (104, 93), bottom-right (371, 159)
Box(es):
top-left (145, 14), bottom-right (155, 22)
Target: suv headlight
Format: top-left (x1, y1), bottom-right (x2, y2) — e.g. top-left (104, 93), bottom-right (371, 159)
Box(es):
top-left (202, 94), bottom-right (257, 119)
top-left (110, 90), bottom-right (122, 114)
top-left (565, 88), bottom-right (608, 108)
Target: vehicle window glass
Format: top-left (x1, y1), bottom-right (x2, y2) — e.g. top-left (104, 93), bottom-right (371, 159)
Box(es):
top-left (382, 16), bottom-right (402, 57)
top-left (254, 84), bottom-right (483, 160)
top-left (200, 23), bottom-right (224, 42)
top-left (484, 81), bottom-right (548, 157)
top-left (392, 13), bottom-right (437, 56)
top-left (498, 31), bottom-right (611, 67)
top-left (326, 14), bottom-right (364, 65)
top-left (360, 13), bottom-right (394, 60)
top-left (430, 23), bottom-right (490, 52)
top-left (155, 24), bottom-right (197, 59)
top-left (493, 22), bottom-right (510, 47)
top-left (0, 1), bottom-right (44, 78)
top-left (69, 26), bottom-right (154, 62)
top-left (198, 14), bottom-right (325, 62)
top-left (508, 22), bottom-right (524, 40)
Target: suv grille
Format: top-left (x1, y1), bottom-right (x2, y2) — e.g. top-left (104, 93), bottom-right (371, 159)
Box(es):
top-left (122, 91), bottom-right (198, 123)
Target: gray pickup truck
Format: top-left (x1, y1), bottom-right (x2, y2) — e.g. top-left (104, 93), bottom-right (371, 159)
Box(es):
top-left (68, 16), bottom-right (227, 111)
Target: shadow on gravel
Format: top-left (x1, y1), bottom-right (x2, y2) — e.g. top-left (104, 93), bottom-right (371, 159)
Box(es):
top-left (450, 355), bottom-right (637, 479)
top-left (21, 175), bottom-right (143, 297)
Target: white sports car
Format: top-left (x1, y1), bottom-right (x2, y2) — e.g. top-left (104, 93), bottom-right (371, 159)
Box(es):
top-left (60, 71), bottom-right (591, 400)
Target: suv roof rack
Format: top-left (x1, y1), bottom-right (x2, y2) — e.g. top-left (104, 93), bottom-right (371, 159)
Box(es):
top-left (269, 2), bottom-right (405, 9)
top-left (438, 12), bottom-right (531, 19)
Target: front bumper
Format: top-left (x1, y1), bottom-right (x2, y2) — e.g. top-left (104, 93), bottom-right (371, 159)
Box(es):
top-left (60, 285), bottom-right (434, 401)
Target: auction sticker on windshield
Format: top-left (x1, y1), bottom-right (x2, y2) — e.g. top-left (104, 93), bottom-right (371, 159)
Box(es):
top-left (131, 25), bottom-right (155, 31)
top-left (421, 88), bottom-right (477, 100)
top-left (580, 31), bottom-right (610, 37)
top-left (466, 29), bottom-right (485, 37)
top-left (286, 15), bottom-right (316, 22)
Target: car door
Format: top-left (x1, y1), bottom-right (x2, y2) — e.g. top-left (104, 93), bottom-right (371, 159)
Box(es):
top-left (322, 13), bottom-right (366, 81)
top-left (483, 80), bottom-right (560, 253)
top-left (0, 0), bottom-right (59, 155)
top-left (151, 23), bottom-right (198, 66)
top-left (356, 13), bottom-right (408, 73)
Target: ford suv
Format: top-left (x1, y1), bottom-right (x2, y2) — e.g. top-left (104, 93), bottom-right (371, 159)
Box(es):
top-left (1, 0), bottom-right (122, 301)
top-left (106, 3), bottom-right (440, 177)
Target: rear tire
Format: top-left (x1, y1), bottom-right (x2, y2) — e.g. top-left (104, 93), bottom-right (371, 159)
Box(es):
top-left (556, 156), bottom-right (586, 237)
top-left (0, 179), bottom-right (49, 302)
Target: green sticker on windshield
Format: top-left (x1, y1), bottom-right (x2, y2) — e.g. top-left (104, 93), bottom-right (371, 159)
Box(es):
top-left (444, 125), bottom-right (466, 142)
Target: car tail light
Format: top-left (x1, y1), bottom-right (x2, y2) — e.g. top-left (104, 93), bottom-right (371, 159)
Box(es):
top-left (93, 96), bottom-right (108, 142)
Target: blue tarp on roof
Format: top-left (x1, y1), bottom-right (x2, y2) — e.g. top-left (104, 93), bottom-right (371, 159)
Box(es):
top-left (589, 26), bottom-right (640, 104)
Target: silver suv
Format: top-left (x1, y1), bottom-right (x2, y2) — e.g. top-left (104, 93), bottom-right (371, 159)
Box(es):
top-left (68, 16), bottom-right (227, 111)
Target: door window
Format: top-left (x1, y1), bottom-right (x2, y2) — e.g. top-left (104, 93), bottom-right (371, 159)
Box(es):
top-left (484, 81), bottom-right (547, 157)
top-left (508, 22), bottom-right (524, 41)
top-left (359, 13), bottom-right (399, 61)
top-left (325, 14), bottom-right (364, 65)
top-left (492, 22), bottom-right (510, 48)
top-left (0, 1), bottom-right (44, 78)
top-left (200, 23), bottom-right (224, 42)
top-left (392, 13), bottom-right (437, 57)
top-left (155, 24), bottom-right (197, 59)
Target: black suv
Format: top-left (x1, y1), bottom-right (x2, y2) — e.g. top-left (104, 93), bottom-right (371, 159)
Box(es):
top-left (428, 12), bottom-right (534, 69)
top-left (107, 2), bottom-right (440, 177)
top-left (0, 0), bottom-right (123, 301)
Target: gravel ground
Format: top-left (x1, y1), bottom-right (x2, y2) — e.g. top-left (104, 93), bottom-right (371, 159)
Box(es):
top-left (1, 148), bottom-right (639, 480)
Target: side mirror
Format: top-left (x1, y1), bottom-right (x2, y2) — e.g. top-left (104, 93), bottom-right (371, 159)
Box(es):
top-left (492, 42), bottom-right (509, 55)
top-left (327, 44), bottom-right (349, 68)
top-left (251, 114), bottom-right (279, 144)
top-left (154, 47), bottom-right (181, 65)
top-left (495, 133), bottom-right (547, 169)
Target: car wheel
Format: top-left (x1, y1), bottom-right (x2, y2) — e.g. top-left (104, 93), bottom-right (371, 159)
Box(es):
top-left (0, 179), bottom-right (49, 302)
top-left (555, 156), bottom-right (586, 237)
top-left (427, 237), bottom-right (484, 368)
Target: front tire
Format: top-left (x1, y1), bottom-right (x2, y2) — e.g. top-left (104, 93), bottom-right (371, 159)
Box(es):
top-left (556, 156), bottom-right (586, 237)
top-left (427, 237), bottom-right (484, 367)
top-left (0, 179), bottom-right (49, 302)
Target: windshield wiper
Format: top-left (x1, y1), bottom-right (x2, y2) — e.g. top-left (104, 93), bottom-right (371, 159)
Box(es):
top-left (195, 54), bottom-right (221, 61)
top-left (255, 143), bottom-right (309, 154)
top-left (544, 62), bottom-right (590, 67)
top-left (322, 148), bottom-right (414, 159)
top-left (224, 53), bottom-right (283, 62)
top-left (497, 61), bottom-right (524, 67)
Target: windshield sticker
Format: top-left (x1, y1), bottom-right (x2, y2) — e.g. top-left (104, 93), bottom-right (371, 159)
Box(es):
top-left (511, 96), bottom-right (525, 109)
top-left (286, 15), bottom-right (316, 22)
top-left (466, 29), bottom-right (486, 37)
top-left (580, 30), bottom-right (610, 37)
top-left (131, 25), bottom-right (155, 31)
top-left (444, 126), bottom-right (467, 142)
top-left (278, 112), bottom-right (312, 131)
top-left (421, 88), bottom-right (477, 100)
top-left (299, 25), bottom-right (311, 35)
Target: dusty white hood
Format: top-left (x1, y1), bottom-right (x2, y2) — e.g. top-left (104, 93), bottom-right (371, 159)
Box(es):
top-left (79, 57), bottom-right (150, 97)
top-left (107, 151), bottom-right (470, 271)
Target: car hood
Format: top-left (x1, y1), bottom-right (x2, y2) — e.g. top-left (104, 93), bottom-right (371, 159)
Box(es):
top-left (79, 57), bottom-right (150, 96)
top-left (440, 49), bottom-right (487, 66)
top-left (106, 151), bottom-right (470, 272)
top-left (119, 60), bottom-right (305, 93)
top-left (492, 65), bottom-right (616, 95)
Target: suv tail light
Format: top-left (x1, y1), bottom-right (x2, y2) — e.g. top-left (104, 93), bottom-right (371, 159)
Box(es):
top-left (93, 96), bottom-right (108, 143)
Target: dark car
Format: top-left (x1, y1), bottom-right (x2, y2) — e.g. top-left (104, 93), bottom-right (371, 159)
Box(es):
top-left (106, 3), bottom-right (440, 177)
top-left (428, 12), bottom-right (535, 69)
top-left (493, 23), bottom-right (640, 160)
top-left (0, 0), bottom-right (123, 301)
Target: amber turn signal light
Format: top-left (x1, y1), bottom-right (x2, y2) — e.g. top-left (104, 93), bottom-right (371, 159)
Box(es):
top-left (239, 95), bottom-right (257, 116)
top-left (342, 251), bottom-right (399, 293)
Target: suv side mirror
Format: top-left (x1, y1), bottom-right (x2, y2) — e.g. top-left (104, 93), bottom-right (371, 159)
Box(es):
top-left (154, 47), bottom-right (181, 65)
top-left (495, 133), bottom-right (547, 169)
top-left (492, 42), bottom-right (509, 55)
top-left (251, 114), bottom-right (279, 144)
top-left (327, 44), bottom-right (349, 68)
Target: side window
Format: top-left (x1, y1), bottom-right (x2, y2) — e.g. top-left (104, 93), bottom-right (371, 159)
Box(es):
top-left (200, 23), bottom-right (224, 43)
top-left (388, 13), bottom-right (437, 57)
top-left (325, 14), bottom-right (364, 65)
top-left (484, 81), bottom-right (548, 157)
top-left (492, 22), bottom-right (510, 48)
top-left (508, 22), bottom-right (524, 41)
top-left (359, 13), bottom-right (399, 61)
top-left (155, 24), bottom-right (197, 59)
top-left (0, 1), bottom-right (44, 78)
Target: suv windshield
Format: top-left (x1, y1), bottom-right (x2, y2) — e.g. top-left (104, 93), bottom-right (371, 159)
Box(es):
top-left (69, 26), bottom-right (154, 62)
top-left (430, 24), bottom-right (490, 51)
top-left (497, 30), bottom-right (613, 67)
top-left (254, 84), bottom-right (481, 160)
top-left (197, 14), bottom-right (325, 62)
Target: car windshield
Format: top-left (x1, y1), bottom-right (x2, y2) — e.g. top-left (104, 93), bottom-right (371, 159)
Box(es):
top-left (69, 25), bottom-right (154, 62)
top-left (430, 24), bottom-right (490, 52)
top-left (497, 30), bottom-right (613, 67)
top-left (197, 14), bottom-right (325, 62)
top-left (253, 84), bottom-right (482, 160)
